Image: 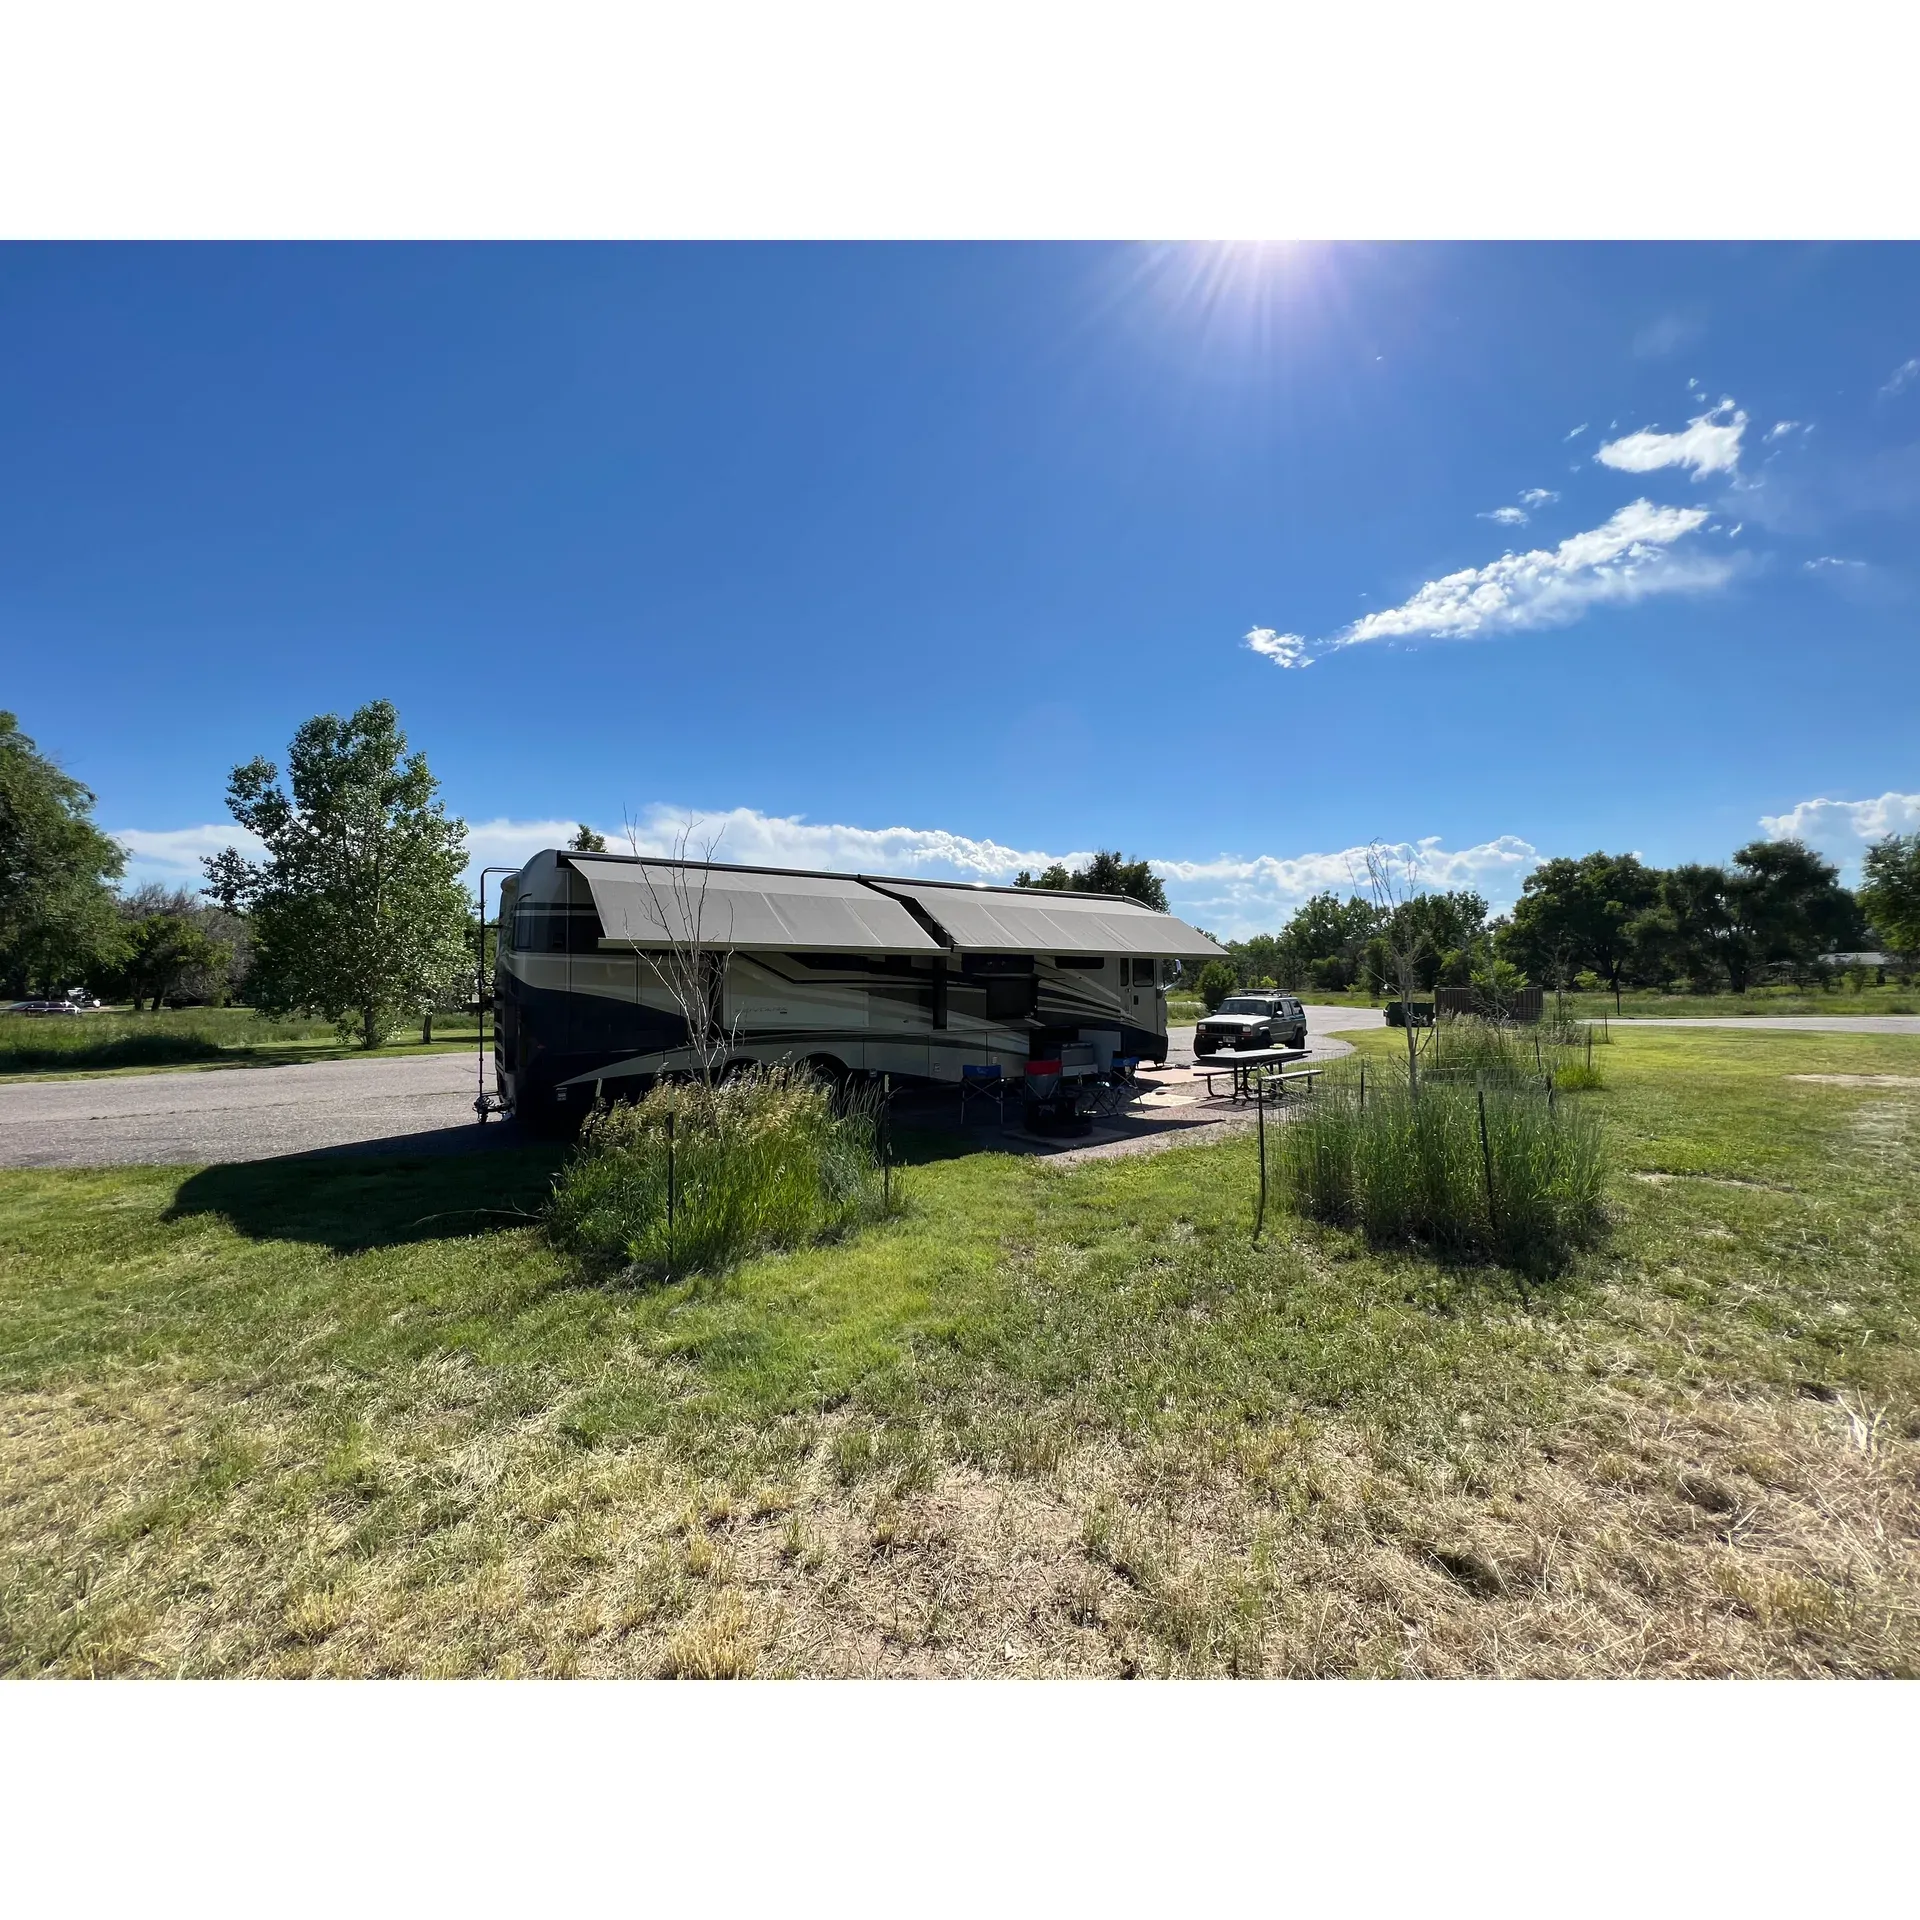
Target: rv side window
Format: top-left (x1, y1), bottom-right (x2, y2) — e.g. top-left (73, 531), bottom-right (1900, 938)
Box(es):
top-left (1053, 955), bottom-right (1104, 971)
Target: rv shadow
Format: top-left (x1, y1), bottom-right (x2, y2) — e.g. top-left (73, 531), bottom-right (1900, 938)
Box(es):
top-left (168, 1140), bottom-right (569, 1251)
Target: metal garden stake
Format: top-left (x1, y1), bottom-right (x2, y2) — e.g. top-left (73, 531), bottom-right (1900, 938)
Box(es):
top-left (1477, 1086), bottom-right (1499, 1237)
top-left (1253, 1075), bottom-right (1268, 1243)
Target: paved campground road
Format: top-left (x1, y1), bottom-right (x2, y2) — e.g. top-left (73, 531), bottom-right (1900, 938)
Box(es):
top-left (10, 1005), bottom-right (1905, 1172)
top-left (0, 1052), bottom-right (515, 1169)
top-left (0, 1005), bottom-right (1389, 1170)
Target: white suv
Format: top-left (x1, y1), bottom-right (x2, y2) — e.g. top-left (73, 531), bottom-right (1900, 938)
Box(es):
top-left (1194, 992), bottom-right (1307, 1055)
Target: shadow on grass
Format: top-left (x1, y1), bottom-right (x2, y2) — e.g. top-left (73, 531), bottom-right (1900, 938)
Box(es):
top-left (168, 1134), bottom-right (570, 1251)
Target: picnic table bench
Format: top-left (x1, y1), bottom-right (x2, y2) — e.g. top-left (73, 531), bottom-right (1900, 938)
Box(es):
top-left (1190, 1046), bottom-right (1309, 1104)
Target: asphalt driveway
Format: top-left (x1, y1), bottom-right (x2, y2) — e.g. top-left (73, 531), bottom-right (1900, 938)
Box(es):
top-left (0, 1052), bottom-right (519, 1169)
top-left (1, 1004), bottom-right (1391, 1171)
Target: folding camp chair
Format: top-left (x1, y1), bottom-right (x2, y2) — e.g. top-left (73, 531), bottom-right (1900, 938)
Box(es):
top-left (1094, 1055), bottom-right (1144, 1117)
top-left (959, 1063), bottom-right (1006, 1124)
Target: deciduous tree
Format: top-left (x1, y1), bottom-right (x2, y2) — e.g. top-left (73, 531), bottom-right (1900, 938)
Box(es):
top-left (205, 702), bottom-right (471, 1048)
top-left (1859, 832), bottom-right (1920, 956)
top-left (1728, 838), bottom-right (1866, 983)
top-left (1015, 851), bottom-right (1168, 912)
top-left (0, 711), bottom-right (126, 997)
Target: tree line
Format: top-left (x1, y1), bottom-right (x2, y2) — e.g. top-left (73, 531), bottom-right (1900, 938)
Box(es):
top-left (7, 698), bottom-right (1919, 1032)
top-left (1200, 837), bottom-right (1920, 1004)
top-left (2, 703), bottom-right (473, 1046)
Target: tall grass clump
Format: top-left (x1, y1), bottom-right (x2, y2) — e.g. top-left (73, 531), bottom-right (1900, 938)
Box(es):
top-left (1281, 1064), bottom-right (1607, 1277)
top-left (546, 1062), bottom-right (901, 1282)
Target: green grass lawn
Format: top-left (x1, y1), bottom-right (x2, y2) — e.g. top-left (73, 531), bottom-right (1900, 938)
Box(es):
top-left (2, 1025), bottom-right (1916, 1676)
top-left (1170, 984), bottom-right (1918, 1023)
top-left (1579, 983), bottom-right (1918, 1018)
top-left (0, 1006), bottom-right (484, 1081)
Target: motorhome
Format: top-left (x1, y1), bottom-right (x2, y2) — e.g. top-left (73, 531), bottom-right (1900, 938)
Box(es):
top-left (492, 849), bottom-right (1224, 1131)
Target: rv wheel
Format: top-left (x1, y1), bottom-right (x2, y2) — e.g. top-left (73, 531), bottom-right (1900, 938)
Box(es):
top-left (802, 1054), bottom-right (848, 1088)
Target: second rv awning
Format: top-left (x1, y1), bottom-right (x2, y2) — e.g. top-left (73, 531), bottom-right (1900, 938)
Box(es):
top-left (865, 881), bottom-right (1226, 958)
top-left (567, 859), bottom-right (941, 953)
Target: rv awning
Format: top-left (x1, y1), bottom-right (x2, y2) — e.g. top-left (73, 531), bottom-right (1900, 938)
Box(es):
top-left (568, 859), bottom-right (941, 953)
top-left (865, 881), bottom-right (1225, 958)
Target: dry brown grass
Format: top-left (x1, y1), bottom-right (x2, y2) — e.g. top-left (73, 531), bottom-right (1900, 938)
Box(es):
top-left (6, 1364), bottom-right (1915, 1679)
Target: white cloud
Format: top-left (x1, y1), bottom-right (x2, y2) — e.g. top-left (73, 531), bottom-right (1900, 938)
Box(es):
top-left (1760, 792), bottom-right (1920, 875)
top-left (109, 808), bottom-right (1546, 941)
top-left (1245, 500), bottom-right (1732, 671)
top-left (1803, 555), bottom-right (1864, 571)
top-left (1337, 500), bottom-right (1725, 647)
top-left (1564, 423), bottom-right (1587, 440)
top-left (1157, 836), bottom-right (1542, 937)
top-left (1479, 505), bottom-right (1529, 526)
top-left (1244, 627), bottom-right (1310, 669)
top-left (1764, 419), bottom-right (1802, 441)
top-left (1595, 400), bottom-right (1746, 479)
top-left (111, 823), bottom-right (263, 885)
top-left (1881, 358), bottom-right (1919, 399)
top-left (597, 805), bottom-right (1077, 881)
top-left (1517, 488), bottom-right (1559, 509)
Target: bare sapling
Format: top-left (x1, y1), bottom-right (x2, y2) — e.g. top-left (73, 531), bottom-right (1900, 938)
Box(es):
top-left (620, 815), bottom-right (739, 1086)
top-left (1358, 841), bottom-right (1432, 1098)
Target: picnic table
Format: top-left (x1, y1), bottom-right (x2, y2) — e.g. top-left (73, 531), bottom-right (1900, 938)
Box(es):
top-left (1190, 1046), bottom-right (1309, 1104)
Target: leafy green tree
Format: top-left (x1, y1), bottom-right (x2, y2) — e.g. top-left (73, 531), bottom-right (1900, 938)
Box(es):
top-left (1859, 832), bottom-right (1920, 955)
top-left (1501, 852), bottom-right (1660, 993)
top-left (0, 711), bottom-right (127, 997)
top-left (1728, 838), bottom-right (1866, 983)
top-left (568, 824), bottom-right (607, 853)
top-left (1653, 863), bottom-right (1747, 990)
top-left (1274, 891), bottom-right (1379, 983)
top-left (205, 701), bottom-right (471, 1048)
top-left (1224, 931), bottom-right (1285, 987)
top-left (1015, 850), bottom-right (1168, 912)
top-left (121, 911), bottom-right (228, 1011)
top-left (1196, 959), bottom-right (1237, 1011)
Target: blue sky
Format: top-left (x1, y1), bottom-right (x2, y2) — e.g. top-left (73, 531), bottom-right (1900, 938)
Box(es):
top-left (3, 242), bottom-right (1916, 938)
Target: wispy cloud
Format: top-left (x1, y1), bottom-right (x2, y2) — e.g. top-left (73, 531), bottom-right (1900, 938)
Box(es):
top-left (1479, 505), bottom-right (1529, 526)
top-left (1803, 555), bottom-right (1864, 571)
top-left (1247, 500), bottom-right (1732, 670)
top-left (112, 824), bottom-right (263, 881)
top-left (1633, 313), bottom-right (1704, 360)
top-left (1244, 628), bottom-right (1309, 669)
top-left (1517, 488), bottom-right (1559, 509)
top-left (1764, 419), bottom-right (1802, 441)
top-left (1881, 357), bottom-right (1919, 400)
top-left (1564, 423), bottom-right (1588, 441)
top-left (1595, 400), bottom-right (1746, 479)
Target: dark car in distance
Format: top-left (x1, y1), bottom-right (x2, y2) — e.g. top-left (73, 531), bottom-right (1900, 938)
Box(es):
top-left (1193, 992), bottom-right (1308, 1056)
